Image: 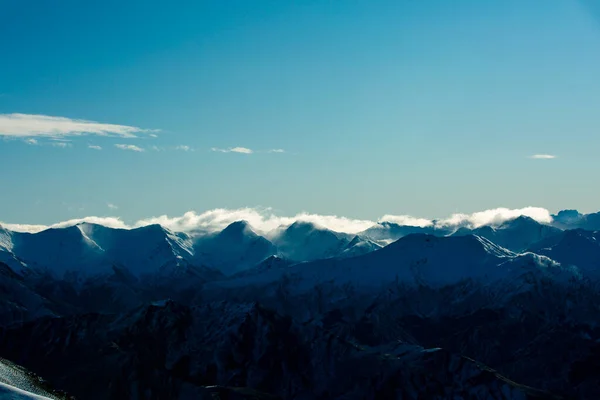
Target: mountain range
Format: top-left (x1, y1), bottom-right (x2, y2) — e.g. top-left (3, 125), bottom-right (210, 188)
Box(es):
top-left (0, 209), bottom-right (599, 398)
top-left (3, 210), bottom-right (597, 280)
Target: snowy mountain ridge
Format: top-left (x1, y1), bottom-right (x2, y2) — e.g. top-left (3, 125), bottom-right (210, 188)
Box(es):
top-left (1, 210), bottom-right (598, 280)
top-left (2, 211), bottom-right (600, 398)
top-left (0, 220), bottom-right (382, 278)
top-left (214, 233), bottom-right (579, 297)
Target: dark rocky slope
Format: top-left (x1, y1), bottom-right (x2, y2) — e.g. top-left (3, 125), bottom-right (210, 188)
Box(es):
top-left (0, 301), bottom-right (562, 400)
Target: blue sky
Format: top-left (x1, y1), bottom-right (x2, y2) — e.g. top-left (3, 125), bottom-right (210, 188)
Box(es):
top-left (2, 0), bottom-right (600, 225)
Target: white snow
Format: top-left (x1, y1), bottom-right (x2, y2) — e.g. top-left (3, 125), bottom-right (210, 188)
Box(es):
top-left (528, 230), bottom-right (600, 276)
top-left (340, 235), bottom-right (382, 258)
top-left (0, 382), bottom-right (53, 400)
top-left (1, 222), bottom-right (198, 279)
top-left (0, 228), bottom-right (14, 252)
top-left (9, 226), bottom-right (109, 278)
top-left (0, 214), bottom-right (588, 284)
top-left (271, 221), bottom-right (352, 261)
top-left (452, 216), bottom-right (562, 252)
top-left (192, 221), bottom-right (277, 275)
top-left (77, 223), bottom-right (196, 276)
top-left (0, 359), bottom-right (56, 400)
top-left (216, 234), bottom-right (578, 293)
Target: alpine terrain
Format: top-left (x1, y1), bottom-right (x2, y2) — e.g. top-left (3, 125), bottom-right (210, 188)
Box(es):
top-left (0, 209), bottom-right (599, 399)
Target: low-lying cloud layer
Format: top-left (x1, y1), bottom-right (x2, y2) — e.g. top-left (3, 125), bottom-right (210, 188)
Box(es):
top-left (437, 207), bottom-right (553, 227)
top-left (1, 206), bottom-right (557, 235)
top-left (0, 216), bottom-right (128, 233)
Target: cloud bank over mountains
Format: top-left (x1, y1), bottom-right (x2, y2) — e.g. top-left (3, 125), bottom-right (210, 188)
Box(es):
top-left (0, 206), bottom-right (556, 235)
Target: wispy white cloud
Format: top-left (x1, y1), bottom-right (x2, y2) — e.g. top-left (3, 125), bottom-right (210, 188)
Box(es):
top-left (25, 138), bottom-right (38, 145)
top-left (149, 133), bottom-right (158, 138)
top-left (211, 146), bottom-right (253, 154)
top-left (88, 145), bottom-right (102, 150)
top-left (530, 154), bottom-right (556, 159)
top-left (212, 147), bottom-right (287, 154)
top-left (230, 147), bottom-right (253, 154)
top-left (175, 145), bottom-right (193, 152)
top-left (0, 207), bottom-right (557, 235)
top-left (107, 203), bottom-right (118, 210)
top-left (115, 144), bottom-right (144, 152)
top-left (0, 113), bottom-right (157, 139)
top-left (52, 142), bottom-right (72, 148)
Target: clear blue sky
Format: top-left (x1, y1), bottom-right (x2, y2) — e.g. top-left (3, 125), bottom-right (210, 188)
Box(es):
top-left (1, 0), bottom-right (600, 225)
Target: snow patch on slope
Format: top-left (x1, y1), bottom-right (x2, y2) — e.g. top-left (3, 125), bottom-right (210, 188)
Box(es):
top-left (0, 359), bottom-right (58, 399)
top-left (0, 227), bottom-right (14, 252)
top-left (271, 221), bottom-right (351, 262)
top-left (217, 234), bottom-right (577, 294)
top-left (193, 221), bottom-right (277, 275)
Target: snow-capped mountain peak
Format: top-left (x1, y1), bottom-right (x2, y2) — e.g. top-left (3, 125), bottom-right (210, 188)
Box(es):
top-left (346, 235), bottom-right (364, 248)
top-left (551, 209), bottom-right (600, 231)
top-left (221, 233), bottom-right (576, 295)
top-left (216, 220), bottom-right (258, 241)
top-left (452, 216), bottom-right (562, 253)
top-left (359, 221), bottom-right (452, 244)
top-left (0, 222), bottom-right (199, 279)
top-left (498, 215), bottom-right (540, 229)
top-left (340, 235), bottom-right (383, 258)
top-left (192, 221), bottom-right (277, 275)
top-left (271, 221), bottom-right (352, 262)
top-left (527, 229), bottom-right (600, 276)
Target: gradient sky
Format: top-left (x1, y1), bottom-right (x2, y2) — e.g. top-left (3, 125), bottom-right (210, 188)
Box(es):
top-left (1, 0), bottom-right (600, 225)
